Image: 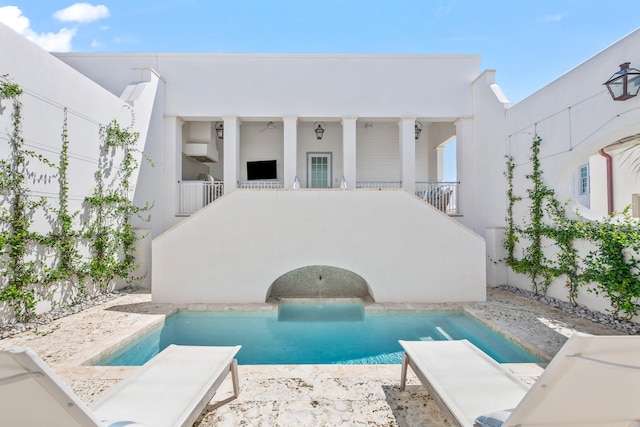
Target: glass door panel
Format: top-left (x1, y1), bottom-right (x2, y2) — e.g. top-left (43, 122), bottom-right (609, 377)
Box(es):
top-left (307, 153), bottom-right (332, 188)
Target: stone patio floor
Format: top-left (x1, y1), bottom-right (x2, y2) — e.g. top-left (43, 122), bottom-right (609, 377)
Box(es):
top-left (0, 287), bottom-right (625, 426)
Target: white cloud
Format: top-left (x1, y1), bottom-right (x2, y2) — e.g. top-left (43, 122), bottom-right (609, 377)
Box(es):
top-left (0, 6), bottom-right (75, 51)
top-left (32, 27), bottom-right (77, 51)
top-left (0, 6), bottom-right (30, 33)
top-left (537, 14), bottom-right (563, 23)
top-left (54, 3), bottom-right (109, 23)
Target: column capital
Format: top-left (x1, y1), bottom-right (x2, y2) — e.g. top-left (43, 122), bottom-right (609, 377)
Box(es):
top-left (398, 116), bottom-right (418, 124)
top-left (221, 116), bottom-right (241, 124)
top-left (341, 116), bottom-right (358, 125)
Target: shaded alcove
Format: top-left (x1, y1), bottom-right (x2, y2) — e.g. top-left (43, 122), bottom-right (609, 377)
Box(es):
top-left (265, 265), bottom-right (374, 302)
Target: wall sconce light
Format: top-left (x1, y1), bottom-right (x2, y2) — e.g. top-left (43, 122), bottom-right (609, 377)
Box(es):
top-left (215, 122), bottom-right (224, 139)
top-left (415, 121), bottom-right (423, 140)
top-left (314, 122), bottom-right (326, 140)
top-left (603, 62), bottom-right (640, 101)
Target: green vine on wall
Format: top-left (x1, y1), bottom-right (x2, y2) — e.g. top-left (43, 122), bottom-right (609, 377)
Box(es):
top-left (506, 135), bottom-right (555, 295)
top-left (579, 208), bottom-right (640, 320)
top-left (45, 107), bottom-right (83, 296)
top-left (0, 78), bottom-right (53, 320)
top-left (504, 134), bottom-right (640, 320)
top-left (0, 77), bottom-right (152, 321)
top-left (83, 118), bottom-right (151, 289)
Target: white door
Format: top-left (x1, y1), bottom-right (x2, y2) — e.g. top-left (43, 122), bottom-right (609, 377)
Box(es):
top-left (307, 153), bottom-right (332, 188)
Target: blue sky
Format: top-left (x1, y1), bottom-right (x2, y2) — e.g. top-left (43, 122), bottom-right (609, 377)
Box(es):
top-left (1, 1), bottom-right (640, 104)
top-left (2, 1), bottom-right (639, 182)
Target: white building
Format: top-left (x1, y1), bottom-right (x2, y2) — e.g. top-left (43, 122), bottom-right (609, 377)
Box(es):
top-left (1, 21), bottom-right (640, 320)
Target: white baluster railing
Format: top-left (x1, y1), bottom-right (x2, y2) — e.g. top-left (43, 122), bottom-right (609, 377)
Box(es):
top-left (177, 180), bottom-right (224, 215)
top-left (355, 181), bottom-right (402, 189)
top-left (415, 181), bottom-right (459, 214)
top-left (238, 181), bottom-right (283, 189)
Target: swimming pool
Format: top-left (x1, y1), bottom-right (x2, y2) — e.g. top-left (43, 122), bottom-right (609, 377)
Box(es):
top-left (95, 303), bottom-right (542, 366)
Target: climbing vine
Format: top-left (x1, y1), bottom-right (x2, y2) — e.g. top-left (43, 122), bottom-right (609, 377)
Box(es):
top-left (546, 198), bottom-right (584, 306)
top-left (579, 208), bottom-right (640, 320)
top-left (0, 78), bottom-right (53, 319)
top-left (506, 135), bottom-right (555, 295)
top-left (504, 134), bottom-right (640, 320)
top-left (0, 77), bottom-right (152, 321)
top-left (83, 118), bottom-right (151, 289)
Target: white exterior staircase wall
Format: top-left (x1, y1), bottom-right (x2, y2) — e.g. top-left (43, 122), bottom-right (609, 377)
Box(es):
top-left (152, 189), bottom-right (486, 303)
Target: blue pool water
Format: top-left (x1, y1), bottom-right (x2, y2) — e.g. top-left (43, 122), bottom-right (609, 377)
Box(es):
top-left (95, 304), bottom-right (542, 366)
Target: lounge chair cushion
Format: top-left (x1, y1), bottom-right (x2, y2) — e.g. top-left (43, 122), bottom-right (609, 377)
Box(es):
top-left (102, 421), bottom-right (150, 427)
top-left (473, 408), bottom-right (513, 427)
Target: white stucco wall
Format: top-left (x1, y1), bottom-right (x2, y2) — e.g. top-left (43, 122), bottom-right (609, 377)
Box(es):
top-left (503, 28), bottom-right (640, 321)
top-left (55, 52), bottom-right (489, 236)
top-left (56, 53), bottom-right (480, 119)
top-left (153, 190), bottom-right (486, 304)
top-left (0, 23), bottom-right (159, 315)
top-left (0, 24), bottom-right (132, 235)
top-left (589, 145), bottom-right (640, 216)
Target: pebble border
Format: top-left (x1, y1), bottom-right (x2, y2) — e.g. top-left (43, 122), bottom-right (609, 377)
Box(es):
top-left (497, 285), bottom-right (639, 335)
top-left (0, 287), bottom-right (139, 339)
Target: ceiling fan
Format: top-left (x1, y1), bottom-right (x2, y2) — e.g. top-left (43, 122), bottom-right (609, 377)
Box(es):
top-left (259, 121), bottom-right (278, 133)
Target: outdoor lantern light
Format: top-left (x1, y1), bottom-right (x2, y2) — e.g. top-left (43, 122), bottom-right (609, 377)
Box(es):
top-left (415, 121), bottom-right (423, 140)
top-left (603, 62), bottom-right (640, 101)
top-left (215, 122), bottom-right (224, 139)
top-left (314, 122), bottom-right (326, 140)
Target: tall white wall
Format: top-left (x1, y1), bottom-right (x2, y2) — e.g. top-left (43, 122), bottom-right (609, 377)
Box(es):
top-left (0, 24), bottom-right (131, 232)
top-left (153, 190), bottom-right (486, 304)
top-left (592, 145), bottom-right (640, 214)
top-left (503, 28), bottom-right (640, 321)
top-left (56, 53), bottom-right (480, 119)
top-left (0, 23), bottom-right (158, 315)
top-left (356, 123), bottom-right (400, 183)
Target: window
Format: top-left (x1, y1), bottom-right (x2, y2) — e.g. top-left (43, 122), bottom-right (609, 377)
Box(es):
top-left (579, 164), bottom-right (590, 195)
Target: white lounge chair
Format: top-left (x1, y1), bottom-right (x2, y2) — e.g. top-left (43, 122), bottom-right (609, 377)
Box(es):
top-left (0, 344), bottom-right (241, 427)
top-left (400, 334), bottom-right (640, 427)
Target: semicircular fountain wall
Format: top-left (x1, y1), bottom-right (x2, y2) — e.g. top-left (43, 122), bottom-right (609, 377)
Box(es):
top-left (265, 265), bottom-right (374, 302)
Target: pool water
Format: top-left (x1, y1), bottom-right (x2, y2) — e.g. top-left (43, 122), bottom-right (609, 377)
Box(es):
top-left (95, 305), bottom-right (542, 366)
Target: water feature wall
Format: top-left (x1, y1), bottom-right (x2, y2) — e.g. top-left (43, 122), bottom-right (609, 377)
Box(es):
top-left (266, 266), bottom-right (372, 302)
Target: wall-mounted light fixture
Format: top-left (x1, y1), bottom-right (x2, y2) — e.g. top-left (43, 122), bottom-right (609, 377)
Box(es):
top-left (215, 122), bottom-right (224, 139)
top-left (314, 122), bottom-right (326, 140)
top-left (603, 62), bottom-right (640, 101)
top-left (415, 121), bottom-right (423, 140)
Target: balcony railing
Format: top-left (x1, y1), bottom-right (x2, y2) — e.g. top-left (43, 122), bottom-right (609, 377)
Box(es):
top-left (355, 181), bottom-right (401, 189)
top-left (177, 180), bottom-right (224, 215)
top-left (415, 181), bottom-right (459, 214)
top-left (176, 180), bottom-right (459, 215)
top-left (238, 181), bottom-right (283, 189)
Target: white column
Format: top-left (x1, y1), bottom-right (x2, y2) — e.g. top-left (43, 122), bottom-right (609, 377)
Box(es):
top-left (342, 117), bottom-right (357, 188)
top-left (283, 117), bottom-right (298, 189)
top-left (436, 145), bottom-right (445, 182)
top-left (455, 117), bottom-right (473, 221)
top-left (163, 116), bottom-right (181, 223)
top-left (399, 117), bottom-right (416, 194)
top-left (223, 116), bottom-right (240, 192)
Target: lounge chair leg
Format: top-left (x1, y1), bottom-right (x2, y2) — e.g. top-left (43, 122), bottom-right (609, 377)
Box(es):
top-left (231, 359), bottom-right (240, 398)
top-left (400, 353), bottom-right (408, 391)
